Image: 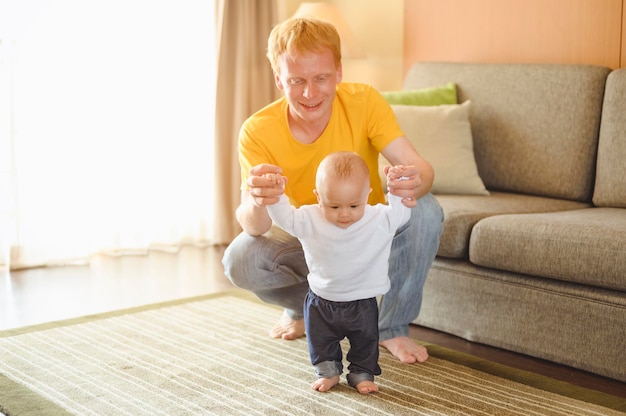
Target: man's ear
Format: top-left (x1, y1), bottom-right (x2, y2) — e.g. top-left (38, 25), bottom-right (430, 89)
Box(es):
top-left (336, 63), bottom-right (343, 84)
top-left (274, 72), bottom-right (283, 90)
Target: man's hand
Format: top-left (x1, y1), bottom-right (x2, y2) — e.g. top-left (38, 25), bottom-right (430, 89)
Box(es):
top-left (247, 164), bottom-right (286, 207)
top-left (384, 165), bottom-right (422, 208)
top-left (236, 164), bottom-right (287, 236)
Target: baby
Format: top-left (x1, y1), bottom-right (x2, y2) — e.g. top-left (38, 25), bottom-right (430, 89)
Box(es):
top-left (266, 151), bottom-right (412, 394)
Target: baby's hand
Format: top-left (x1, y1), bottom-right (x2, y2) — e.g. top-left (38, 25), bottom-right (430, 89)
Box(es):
top-left (385, 164), bottom-right (420, 207)
top-left (263, 173), bottom-right (285, 187)
top-left (386, 165), bottom-right (409, 182)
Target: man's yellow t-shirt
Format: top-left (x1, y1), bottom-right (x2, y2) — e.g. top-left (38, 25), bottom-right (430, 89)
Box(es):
top-left (238, 83), bottom-right (404, 207)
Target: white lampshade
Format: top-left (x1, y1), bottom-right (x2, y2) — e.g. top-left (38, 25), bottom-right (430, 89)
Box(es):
top-left (292, 2), bottom-right (366, 59)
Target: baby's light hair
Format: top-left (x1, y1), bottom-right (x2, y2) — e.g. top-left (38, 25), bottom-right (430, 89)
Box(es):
top-left (316, 151), bottom-right (370, 190)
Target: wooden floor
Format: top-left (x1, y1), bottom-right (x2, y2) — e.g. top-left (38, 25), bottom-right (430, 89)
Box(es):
top-left (1, 245), bottom-right (624, 399)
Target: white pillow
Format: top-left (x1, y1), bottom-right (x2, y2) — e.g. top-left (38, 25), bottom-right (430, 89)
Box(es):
top-left (379, 100), bottom-right (489, 195)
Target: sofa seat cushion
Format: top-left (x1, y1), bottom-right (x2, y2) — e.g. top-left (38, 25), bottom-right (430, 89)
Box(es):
top-left (469, 208), bottom-right (626, 290)
top-left (435, 193), bottom-right (590, 258)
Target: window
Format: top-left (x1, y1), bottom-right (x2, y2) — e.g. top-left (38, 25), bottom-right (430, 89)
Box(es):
top-left (1, 0), bottom-right (216, 268)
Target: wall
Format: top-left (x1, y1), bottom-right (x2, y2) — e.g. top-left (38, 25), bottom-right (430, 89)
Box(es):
top-left (276, 0), bottom-right (405, 90)
top-left (404, 0), bottom-right (625, 75)
top-left (270, 1), bottom-right (625, 89)
top-left (623, 1), bottom-right (626, 67)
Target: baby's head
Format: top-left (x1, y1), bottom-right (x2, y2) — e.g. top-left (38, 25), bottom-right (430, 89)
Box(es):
top-left (314, 151), bottom-right (371, 229)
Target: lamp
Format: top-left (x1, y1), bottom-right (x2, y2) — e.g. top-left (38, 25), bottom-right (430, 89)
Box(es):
top-left (292, 2), bottom-right (366, 59)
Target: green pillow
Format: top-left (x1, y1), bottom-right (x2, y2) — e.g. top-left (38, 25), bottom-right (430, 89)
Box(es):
top-left (381, 82), bottom-right (457, 106)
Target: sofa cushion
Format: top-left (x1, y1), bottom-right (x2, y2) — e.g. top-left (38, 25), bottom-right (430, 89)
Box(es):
top-left (402, 63), bottom-right (611, 202)
top-left (469, 208), bottom-right (626, 291)
top-left (381, 82), bottom-right (457, 106)
top-left (380, 101), bottom-right (488, 195)
top-left (436, 193), bottom-right (590, 258)
top-left (593, 68), bottom-right (626, 208)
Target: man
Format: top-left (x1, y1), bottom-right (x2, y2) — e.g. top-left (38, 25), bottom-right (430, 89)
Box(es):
top-left (222, 16), bottom-right (443, 364)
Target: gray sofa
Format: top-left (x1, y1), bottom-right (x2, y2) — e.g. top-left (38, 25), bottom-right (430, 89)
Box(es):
top-left (404, 62), bottom-right (626, 382)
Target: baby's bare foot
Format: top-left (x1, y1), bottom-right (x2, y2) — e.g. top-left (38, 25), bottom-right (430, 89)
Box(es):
top-left (312, 375), bottom-right (340, 392)
top-left (380, 336), bottom-right (429, 363)
top-left (269, 311), bottom-right (305, 340)
top-left (355, 380), bottom-right (379, 394)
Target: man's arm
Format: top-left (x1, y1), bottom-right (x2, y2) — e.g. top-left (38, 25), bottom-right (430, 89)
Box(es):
top-left (381, 136), bottom-right (435, 208)
top-left (235, 164), bottom-right (284, 236)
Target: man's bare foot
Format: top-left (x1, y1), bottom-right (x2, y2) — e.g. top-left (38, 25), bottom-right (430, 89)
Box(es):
top-left (355, 380), bottom-right (379, 394)
top-left (380, 336), bottom-right (429, 363)
top-left (312, 375), bottom-right (340, 392)
top-left (269, 310), bottom-right (305, 340)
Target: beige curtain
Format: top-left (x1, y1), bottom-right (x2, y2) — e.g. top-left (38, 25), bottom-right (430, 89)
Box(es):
top-left (211, 0), bottom-right (279, 244)
top-left (1, 1), bottom-right (219, 269)
top-left (0, 1), bottom-right (279, 268)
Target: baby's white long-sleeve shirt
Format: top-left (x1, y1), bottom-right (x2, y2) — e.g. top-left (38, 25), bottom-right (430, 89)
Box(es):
top-left (267, 194), bottom-right (411, 302)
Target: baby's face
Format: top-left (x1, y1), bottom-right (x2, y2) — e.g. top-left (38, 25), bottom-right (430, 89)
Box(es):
top-left (315, 179), bottom-right (371, 229)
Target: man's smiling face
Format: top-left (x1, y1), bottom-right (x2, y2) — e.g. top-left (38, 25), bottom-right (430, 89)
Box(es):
top-left (274, 48), bottom-right (342, 126)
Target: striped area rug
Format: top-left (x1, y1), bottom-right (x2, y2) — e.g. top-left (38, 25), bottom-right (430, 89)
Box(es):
top-left (0, 291), bottom-right (624, 416)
